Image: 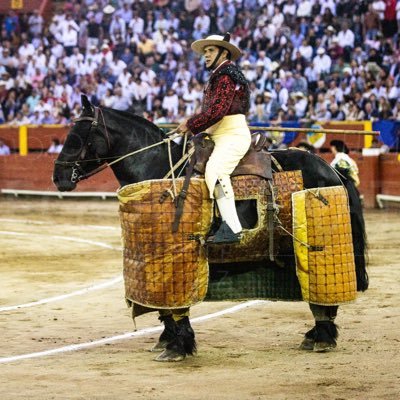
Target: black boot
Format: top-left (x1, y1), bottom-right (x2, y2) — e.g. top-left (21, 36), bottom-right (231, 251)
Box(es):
top-left (206, 221), bottom-right (242, 245)
top-left (151, 315), bottom-right (177, 352)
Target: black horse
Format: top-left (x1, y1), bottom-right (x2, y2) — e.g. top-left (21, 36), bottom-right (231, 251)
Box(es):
top-left (53, 96), bottom-right (368, 360)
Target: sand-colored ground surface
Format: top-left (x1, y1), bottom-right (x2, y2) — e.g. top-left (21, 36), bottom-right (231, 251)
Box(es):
top-left (0, 198), bottom-right (399, 400)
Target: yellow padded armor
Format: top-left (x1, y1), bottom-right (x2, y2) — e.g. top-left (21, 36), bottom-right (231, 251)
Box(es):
top-left (118, 178), bottom-right (213, 309)
top-left (292, 186), bottom-right (357, 305)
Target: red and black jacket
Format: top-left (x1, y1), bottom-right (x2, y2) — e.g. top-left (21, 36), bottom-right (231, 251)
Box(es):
top-left (187, 61), bottom-right (250, 135)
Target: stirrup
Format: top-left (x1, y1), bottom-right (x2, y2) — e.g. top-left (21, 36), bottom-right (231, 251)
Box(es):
top-left (206, 221), bottom-right (242, 245)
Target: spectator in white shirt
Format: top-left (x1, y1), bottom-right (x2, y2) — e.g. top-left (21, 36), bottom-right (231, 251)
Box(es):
top-left (117, 68), bottom-right (133, 88)
top-left (47, 138), bottom-right (63, 154)
top-left (101, 88), bottom-right (116, 108)
top-left (320, 0), bottom-right (336, 16)
top-left (271, 6), bottom-right (284, 29)
top-left (128, 10), bottom-right (145, 35)
top-left (96, 77), bottom-right (113, 100)
top-left (372, 0), bottom-right (386, 20)
top-left (337, 21), bottom-right (355, 49)
top-left (241, 60), bottom-right (257, 82)
top-left (272, 79), bottom-right (289, 108)
top-left (297, 0), bottom-right (313, 18)
top-left (18, 38), bottom-right (35, 63)
top-left (313, 47), bottom-right (332, 75)
top-left (0, 139), bottom-right (10, 155)
top-left (116, 3), bottom-right (133, 25)
top-left (113, 86), bottom-right (132, 111)
top-left (292, 91), bottom-right (308, 118)
top-left (28, 9), bottom-right (44, 36)
top-left (109, 14), bottom-right (126, 44)
top-left (162, 88), bottom-right (179, 115)
top-left (282, 0), bottom-right (296, 21)
top-left (193, 8), bottom-right (210, 35)
top-left (298, 38), bottom-right (313, 62)
top-left (62, 23), bottom-right (79, 56)
top-left (140, 66), bottom-right (156, 84)
top-left (109, 58), bottom-right (127, 80)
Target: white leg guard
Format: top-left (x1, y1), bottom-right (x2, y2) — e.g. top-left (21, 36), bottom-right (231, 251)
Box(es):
top-left (214, 184), bottom-right (242, 234)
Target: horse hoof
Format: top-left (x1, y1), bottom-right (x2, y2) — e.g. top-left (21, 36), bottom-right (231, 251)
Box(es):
top-left (150, 340), bottom-right (169, 352)
top-left (154, 348), bottom-right (186, 362)
top-left (299, 337), bottom-right (315, 351)
top-left (313, 342), bottom-right (337, 353)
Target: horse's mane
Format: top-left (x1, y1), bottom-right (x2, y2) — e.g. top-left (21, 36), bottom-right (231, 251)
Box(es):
top-left (102, 106), bottom-right (165, 136)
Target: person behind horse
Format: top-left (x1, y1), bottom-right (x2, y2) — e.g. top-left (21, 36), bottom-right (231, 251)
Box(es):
top-left (330, 139), bottom-right (360, 187)
top-left (176, 33), bottom-right (251, 244)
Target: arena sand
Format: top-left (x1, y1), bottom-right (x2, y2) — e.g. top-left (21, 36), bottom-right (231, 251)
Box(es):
top-left (0, 198), bottom-right (399, 400)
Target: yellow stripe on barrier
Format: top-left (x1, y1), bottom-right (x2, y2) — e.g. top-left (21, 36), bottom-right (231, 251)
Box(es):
top-left (363, 120), bottom-right (373, 148)
top-left (19, 125), bottom-right (28, 156)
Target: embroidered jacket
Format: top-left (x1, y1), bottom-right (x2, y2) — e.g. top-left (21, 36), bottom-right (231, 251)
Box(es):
top-left (187, 61), bottom-right (250, 134)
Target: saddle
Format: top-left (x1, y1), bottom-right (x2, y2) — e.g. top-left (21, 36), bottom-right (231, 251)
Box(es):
top-left (191, 132), bottom-right (273, 181)
top-left (175, 131), bottom-right (276, 259)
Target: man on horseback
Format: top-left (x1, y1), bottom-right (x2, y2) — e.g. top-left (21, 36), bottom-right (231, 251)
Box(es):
top-left (176, 33), bottom-right (251, 244)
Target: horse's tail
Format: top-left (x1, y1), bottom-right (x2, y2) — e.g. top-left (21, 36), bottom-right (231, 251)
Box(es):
top-left (336, 168), bottom-right (369, 291)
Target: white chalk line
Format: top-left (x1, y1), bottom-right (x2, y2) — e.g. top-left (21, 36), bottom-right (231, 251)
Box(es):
top-left (0, 276), bottom-right (123, 312)
top-left (0, 230), bottom-right (122, 250)
top-left (0, 218), bottom-right (119, 231)
top-left (0, 230), bottom-right (122, 312)
top-left (0, 300), bottom-right (268, 364)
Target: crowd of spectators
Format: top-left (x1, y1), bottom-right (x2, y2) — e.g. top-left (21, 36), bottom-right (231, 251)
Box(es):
top-left (1, 0), bottom-right (400, 128)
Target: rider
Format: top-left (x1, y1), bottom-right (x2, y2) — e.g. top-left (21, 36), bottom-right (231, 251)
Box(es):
top-left (176, 33), bottom-right (251, 244)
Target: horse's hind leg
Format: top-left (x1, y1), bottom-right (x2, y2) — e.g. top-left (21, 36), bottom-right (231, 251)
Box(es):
top-left (155, 308), bottom-right (196, 362)
top-left (300, 304), bottom-right (339, 352)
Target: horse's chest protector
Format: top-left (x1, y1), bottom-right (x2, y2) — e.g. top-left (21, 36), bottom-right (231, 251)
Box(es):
top-left (118, 178), bottom-right (212, 309)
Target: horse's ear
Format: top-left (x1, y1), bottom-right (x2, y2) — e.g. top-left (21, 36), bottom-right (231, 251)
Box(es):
top-left (81, 94), bottom-right (92, 111)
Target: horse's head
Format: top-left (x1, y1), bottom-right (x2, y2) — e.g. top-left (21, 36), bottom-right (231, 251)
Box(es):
top-left (53, 95), bottom-right (111, 191)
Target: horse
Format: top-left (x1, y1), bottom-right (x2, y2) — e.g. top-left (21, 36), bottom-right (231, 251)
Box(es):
top-left (53, 95), bottom-right (368, 361)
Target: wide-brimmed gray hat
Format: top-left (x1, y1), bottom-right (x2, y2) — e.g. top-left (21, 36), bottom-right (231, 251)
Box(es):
top-left (191, 34), bottom-right (241, 61)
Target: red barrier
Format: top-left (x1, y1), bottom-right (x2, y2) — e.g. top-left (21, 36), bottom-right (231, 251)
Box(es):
top-left (0, 154), bottom-right (118, 192)
top-left (0, 125), bottom-right (69, 151)
top-left (1, 153), bottom-right (396, 208)
top-left (0, 127), bottom-right (19, 149)
top-left (319, 153), bottom-right (380, 208)
top-left (379, 154), bottom-right (400, 196)
top-left (28, 126), bottom-right (69, 150)
top-left (0, 0), bottom-right (52, 16)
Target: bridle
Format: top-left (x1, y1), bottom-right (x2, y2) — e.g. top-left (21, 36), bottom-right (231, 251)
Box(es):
top-left (54, 106), bottom-right (112, 183)
top-left (54, 105), bottom-right (182, 184)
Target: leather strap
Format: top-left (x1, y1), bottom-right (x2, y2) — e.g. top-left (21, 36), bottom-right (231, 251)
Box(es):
top-left (266, 179), bottom-right (275, 261)
top-left (171, 155), bottom-right (197, 233)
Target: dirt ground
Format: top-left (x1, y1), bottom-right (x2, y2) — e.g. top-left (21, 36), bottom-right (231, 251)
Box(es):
top-left (0, 197), bottom-right (399, 400)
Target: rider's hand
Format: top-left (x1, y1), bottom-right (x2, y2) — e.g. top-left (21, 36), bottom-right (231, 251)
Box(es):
top-left (176, 119), bottom-right (192, 136)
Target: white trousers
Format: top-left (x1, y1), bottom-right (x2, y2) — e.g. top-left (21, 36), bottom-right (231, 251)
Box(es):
top-left (204, 114), bottom-right (251, 199)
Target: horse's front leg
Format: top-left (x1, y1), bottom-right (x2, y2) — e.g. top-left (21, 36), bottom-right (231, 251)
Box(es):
top-left (154, 308), bottom-right (196, 362)
top-left (300, 304), bottom-right (339, 352)
top-left (150, 310), bottom-right (178, 352)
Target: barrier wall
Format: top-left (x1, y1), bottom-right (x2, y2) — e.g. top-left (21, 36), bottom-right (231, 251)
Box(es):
top-left (1, 152), bottom-right (399, 208)
top-left (379, 154), bottom-right (400, 196)
top-left (0, 154), bottom-right (119, 193)
top-left (0, 125), bottom-right (68, 152)
top-left (0, 0), bottom-right (53, 17)
top-left (1, 126), bottom-right (399, 207)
